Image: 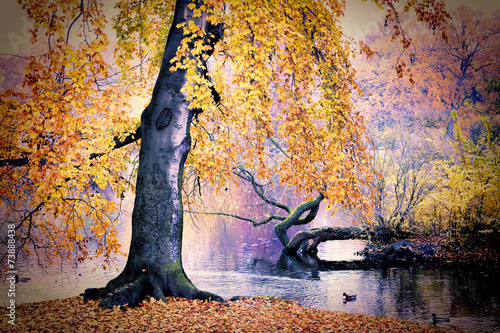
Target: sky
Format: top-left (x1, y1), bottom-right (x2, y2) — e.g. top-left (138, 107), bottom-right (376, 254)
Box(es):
top-left (0, 0), bottom-right (499, 55)
top-left (342, 0), bottom-right (500, 40)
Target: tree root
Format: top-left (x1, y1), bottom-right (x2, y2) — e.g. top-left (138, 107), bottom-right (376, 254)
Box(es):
top-left (84, 268), bottom-right (223, 309)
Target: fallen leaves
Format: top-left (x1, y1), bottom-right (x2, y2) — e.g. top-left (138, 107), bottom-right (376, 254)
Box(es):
top-left (0, 296), bottom-right (462, 332)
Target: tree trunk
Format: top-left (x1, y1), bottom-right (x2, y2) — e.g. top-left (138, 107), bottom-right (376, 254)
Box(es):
top-left (273, 194), bottom-right (324, 246)
top-left (283, 227), bottom-right (366, 254)
top-left (84, 0), bottom-right (223, 308)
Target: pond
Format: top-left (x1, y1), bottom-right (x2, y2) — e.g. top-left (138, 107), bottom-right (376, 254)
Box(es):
top-left (1, 218), bottom-right (499, 333)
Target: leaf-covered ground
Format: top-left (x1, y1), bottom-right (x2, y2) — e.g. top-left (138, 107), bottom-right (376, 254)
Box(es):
top-left (1, 296), bottom-right (462, 332)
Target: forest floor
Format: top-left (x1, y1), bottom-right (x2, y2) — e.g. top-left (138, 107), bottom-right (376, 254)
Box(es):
top-left (0, 295), bottom-right (462, 332)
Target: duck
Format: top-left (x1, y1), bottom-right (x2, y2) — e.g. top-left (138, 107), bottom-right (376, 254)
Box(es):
top-left (14, 275), bottom-right (31, 283)
top-left (342, 293), bottom-right (357, 301)
top-left (431, 313), bottom-right (450, 325)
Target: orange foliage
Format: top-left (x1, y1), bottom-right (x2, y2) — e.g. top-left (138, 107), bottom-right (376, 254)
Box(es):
top-left (0, 0), bottom-right (138, 267)
top-left (187, 0), bottom-right (373, 217)
top-left (1, 0), bottom-right (455, 268)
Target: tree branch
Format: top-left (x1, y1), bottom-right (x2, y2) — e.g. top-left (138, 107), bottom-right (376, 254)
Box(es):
top-left (273, 193), bottom-right (325, 246)
top-left (296, 197), bottom-right (322, 225)
top-left (0, 157), bottom-right (30, 167)
top-left (234, 166), bottom-right (291, 214)
top-left (184, 210), bottom-right (286, 226)
top-left (269, 137), bottom-right (290, 158)
top-left (0, 126), bottom-right (142, 168)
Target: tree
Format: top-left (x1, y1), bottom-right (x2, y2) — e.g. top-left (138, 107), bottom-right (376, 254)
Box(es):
top-left (190, 165), bottom-right (368, 255)
top-left (349, 6), bottom-right (500, 241)
top-left (416, 121), bottom-right (500, 241)
top-left (353, 7), bottom-right (500, 137)
top-left (352, 125), bottom-right (440, 241)
top-left (1, 0), bottom-right (450, 308)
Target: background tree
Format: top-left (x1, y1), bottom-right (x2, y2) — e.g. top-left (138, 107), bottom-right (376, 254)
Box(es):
top-left (416, 122), bottom-right (500, 256)
top-left (352, 125), bottom-right (440, 241)
top-left (354, 6), bottom-right (500, 136)
top-left (1, 0), bottom-right (450, 308)
top-left (351, 6), bottom-right (500, 247)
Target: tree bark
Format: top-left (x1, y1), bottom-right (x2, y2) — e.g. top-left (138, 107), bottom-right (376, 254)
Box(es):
top-left (273, 194), bottom-right (324, 246)
top-left (84, 0), bottom-right (223, 308)
top-left (283, 227), bottom-right (366, 254)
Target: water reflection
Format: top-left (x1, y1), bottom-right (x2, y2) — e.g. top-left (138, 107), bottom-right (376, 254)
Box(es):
top-left (1, 220), bottom-right (499, 333)
top-left (186, 249), bottom-right (500, 333)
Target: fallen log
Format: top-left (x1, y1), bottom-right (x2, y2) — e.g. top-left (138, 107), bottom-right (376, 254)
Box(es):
top-left (283, 227), bottom-right (367, 254)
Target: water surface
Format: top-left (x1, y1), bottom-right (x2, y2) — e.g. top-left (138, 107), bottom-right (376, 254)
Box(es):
top-left (2, 222), bottom-right (499, 333)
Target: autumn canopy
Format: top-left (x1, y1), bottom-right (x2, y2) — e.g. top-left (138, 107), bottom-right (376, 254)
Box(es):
top-left (1, 0), bottom-right (452, 307)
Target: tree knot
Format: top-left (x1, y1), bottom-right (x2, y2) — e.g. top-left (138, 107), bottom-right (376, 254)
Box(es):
top-left (156, 108), bottom-right (173, 130)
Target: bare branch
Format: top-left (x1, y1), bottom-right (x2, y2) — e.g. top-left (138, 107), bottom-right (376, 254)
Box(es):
top-left (269, 137), bottom-right (290, 158)
top-left (184, 210), bottom-right (286, 226)
top-left (234, 166), bottom-right (291, 214)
